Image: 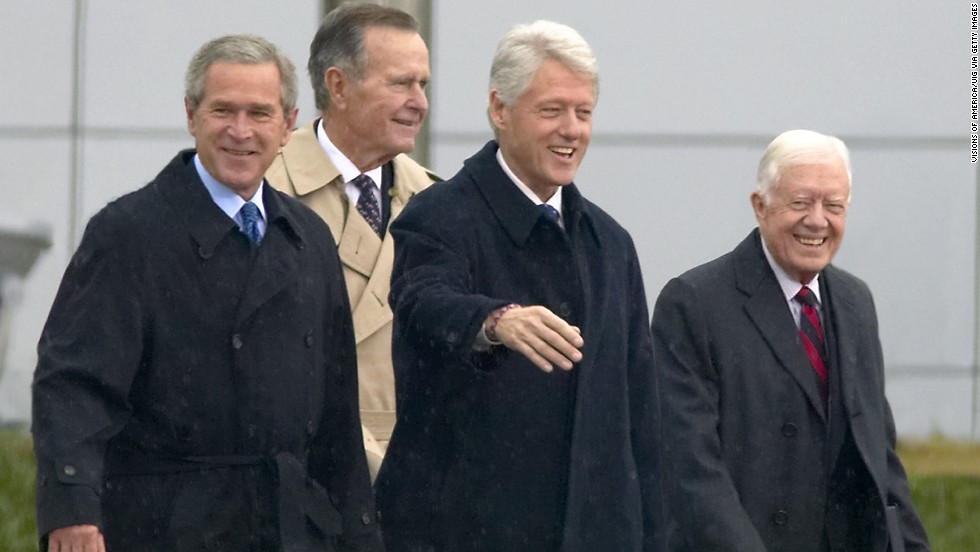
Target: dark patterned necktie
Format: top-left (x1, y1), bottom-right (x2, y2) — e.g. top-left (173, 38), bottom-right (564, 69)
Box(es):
top-left (352, 174), bottom-right (382, 237)
top-left (239, 202), bottom-right (262, 244)
top-left (795, 286), bottom-right (827, 385)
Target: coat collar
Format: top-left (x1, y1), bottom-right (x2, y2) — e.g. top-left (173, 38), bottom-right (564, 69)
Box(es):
top-left (464, 140), bottom-right (600, 248)
top-left (735, 228), bottom-right (828, 419)
top-left (156, 150), bottom-right (306, 258)
top-left (278, 120), bottom-right (342, 197)
top-left (280, 119), bottom-right (431, 205)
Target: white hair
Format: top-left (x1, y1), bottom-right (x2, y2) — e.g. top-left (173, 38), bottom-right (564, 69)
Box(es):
top-left (756, 129), bottom-right (852, 202)
top-left (489, 20), bottom-right (599, 107)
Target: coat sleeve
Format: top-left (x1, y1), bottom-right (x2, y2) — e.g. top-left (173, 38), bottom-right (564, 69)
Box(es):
top-left (388, 195), bottom-right (506, 360)
top-left (882, 399), bottom-right (932, 552)
top-left (622, 243), bottom-right (667, 552)
top-left (651, 277), bottom-right (768, 552)
top-left (306, 237), bottom-right (384, 551)
top-left (32, 207), bottom-right (144, 539)
top-left (861, 293), bottom-right (932, 552)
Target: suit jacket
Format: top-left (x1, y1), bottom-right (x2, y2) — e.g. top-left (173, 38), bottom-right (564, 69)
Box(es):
top-left (266, 120), bottom-right (436, 444)
top-left (32, 150), bottom-right (382, 551)
top-left (650, 229), bottom-right (930, 552)
top-left (375, 141), bottom-right (663, 552)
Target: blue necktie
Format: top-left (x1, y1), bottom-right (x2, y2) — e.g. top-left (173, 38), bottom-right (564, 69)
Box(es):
top-left (352, 174), bottom-right (383, 237)
top-left (539, 204), bottom-right (562, 229)
top-left (239, 202), bottom-right (262, 244)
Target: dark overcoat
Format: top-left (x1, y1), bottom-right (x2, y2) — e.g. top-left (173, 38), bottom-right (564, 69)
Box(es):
top-left (375, 141), bottom-right (663, 552)
top-left (32, 151), bottom-right (382, 551)
top-left (651, 230), bottom-right (930, 552)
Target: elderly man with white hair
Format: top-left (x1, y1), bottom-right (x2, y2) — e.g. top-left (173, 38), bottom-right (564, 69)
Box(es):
top-left (651, 129), bottom-right (931, 552)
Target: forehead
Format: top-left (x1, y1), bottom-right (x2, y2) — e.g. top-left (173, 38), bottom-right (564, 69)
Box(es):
top-left (519, 59), bottom-right (595, 105)
top-left (775, 157), bottom-right (850, 196)
top-left (363, 26), bottom-right (428, 68)
top-left (201, 61), bottom-right (282, 103)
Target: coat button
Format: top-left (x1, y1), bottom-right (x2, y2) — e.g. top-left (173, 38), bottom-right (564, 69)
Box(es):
top-left (361, 512), bottom-right (373, 525)
top-left (304, 333), bottom-right (314, 347)
top-left (306, 420), bottom-right (315, 436)
top-left (231, 334), bottom-right (243, 349)
top-left (63, 464), bottom-right (77, 477)
top-left (781, 423), bottom-right (797, 437)
top-left (772, 510), bottom-right (788, 525)
top-left (557, 302), bottom-right (572, 317)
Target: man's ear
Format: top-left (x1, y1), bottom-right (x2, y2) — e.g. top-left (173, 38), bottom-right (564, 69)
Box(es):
top-left (325, 67), bottom-right (348, 110)
top-left (488, 89), bottom-right (506, 130)
top-left (184, 96), bottom-right (197, 136)
top-left (750, 191), bottom-right (767, 222)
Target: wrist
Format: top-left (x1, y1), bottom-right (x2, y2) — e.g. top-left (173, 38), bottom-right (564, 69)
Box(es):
top-left (484, 303), bottom-right (520, 345)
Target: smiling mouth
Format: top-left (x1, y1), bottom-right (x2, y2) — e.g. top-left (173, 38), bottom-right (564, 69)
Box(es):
top-left (549, 146), bottom-right (574, 158)
top-left (393, 118), bottom-right (419, 127)
top-left (224, 148), bottom-right (255, 156)
top-left (797, 236), bottom-right (826, 246)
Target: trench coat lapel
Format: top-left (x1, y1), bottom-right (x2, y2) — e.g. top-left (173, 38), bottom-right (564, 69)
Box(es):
top-left (235, 184), bottom-right (303, 326)
top-left (346, 160), bottom-right (428, 342)
top-left (737, 232), bottom-right (827, 422)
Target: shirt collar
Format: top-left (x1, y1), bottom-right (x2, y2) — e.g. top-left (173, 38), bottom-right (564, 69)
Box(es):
top-left (760, 236), bottom-right (822, 306)
top-left (194, 153), bottom-right (266, 221)
top-left (317, 119), bottom-right (383, 186)
top-left (495, 148), bottom-right (563, 215)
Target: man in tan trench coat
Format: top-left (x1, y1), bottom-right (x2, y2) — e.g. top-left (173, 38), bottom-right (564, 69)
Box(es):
top-left (266, 3), bottom-right (436, 476)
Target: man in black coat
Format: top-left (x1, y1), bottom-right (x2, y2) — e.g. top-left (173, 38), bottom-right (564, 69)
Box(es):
top-left (375, 20), bottom-right (663, 552)
top-left (31, 35), bottom-right (382, 551)
top-left (651, 129), bottom-right (930, 551)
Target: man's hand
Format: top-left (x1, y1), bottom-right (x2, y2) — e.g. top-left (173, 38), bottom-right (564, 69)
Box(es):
top-left (47, 524), bottom-right (105, 552)
top-left (489, 305), bottom-right (583, 372)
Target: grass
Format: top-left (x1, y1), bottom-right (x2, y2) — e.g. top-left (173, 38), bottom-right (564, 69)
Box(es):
top-left (0, 430), bottom-right (977, 551)
top-left (0, 429), bottom-right (36, 552)
top-left (899, 437), bottom-right (980, 552)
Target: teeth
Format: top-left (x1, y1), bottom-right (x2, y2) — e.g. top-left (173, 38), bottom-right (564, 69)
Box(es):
top-left (551, 147), bottom-right (573, 155)
top-left (798, 237), bottom-right (825, 246)
top-left (227, 149), bottom-right (252, 156)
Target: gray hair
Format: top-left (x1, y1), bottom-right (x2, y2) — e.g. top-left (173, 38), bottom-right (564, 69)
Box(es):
top-left (308, 2), bottom-right (419, 112)
top-left (489, 20), bottom-right (599, 108)
top-left (185, 34), bottom-right (298, 115)
top-left (756, 129), bottom-right (852, 202)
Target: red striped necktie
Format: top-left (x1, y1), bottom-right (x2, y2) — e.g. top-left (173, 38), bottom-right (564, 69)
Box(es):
top-left (794, 286), bottom-right (827, 386)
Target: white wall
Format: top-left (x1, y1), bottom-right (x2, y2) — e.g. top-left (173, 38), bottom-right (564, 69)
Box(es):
top-left (0, 1), bottom-right (975, 438)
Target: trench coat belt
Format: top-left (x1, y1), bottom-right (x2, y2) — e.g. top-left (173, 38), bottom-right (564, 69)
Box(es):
top-left (105, 449), bottom-right (344, 549)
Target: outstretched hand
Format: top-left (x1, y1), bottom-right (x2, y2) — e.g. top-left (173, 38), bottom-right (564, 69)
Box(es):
top-left (490, 305), bottom-right (583, 372)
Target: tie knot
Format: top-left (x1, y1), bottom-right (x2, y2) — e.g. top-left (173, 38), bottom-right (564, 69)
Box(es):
top-left (539, 204), bottom-right (561, 221)
top-left (795, 286), bottom-right (818, 308)
top-left (351, 174), bottom-right (376, 193)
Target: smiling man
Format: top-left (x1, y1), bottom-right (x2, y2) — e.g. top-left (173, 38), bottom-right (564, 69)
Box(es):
top-left (651, 129), bottom-right (930, 552)
top-left (32, 35), bottom-right (381, 551)
top-left (266, 4), bottom-right (436, 473)
top-left (375, 20), bottom-right (663, 552)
